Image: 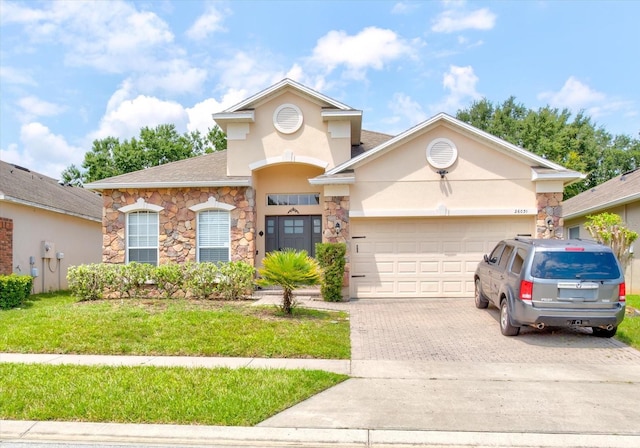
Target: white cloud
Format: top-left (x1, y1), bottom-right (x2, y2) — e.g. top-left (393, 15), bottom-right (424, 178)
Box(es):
top-left (432, 7), bottom-right (496, 33)
top-left (17, 96), bottom-right (66, 120)
top-left (92, 95), bottom-right (189, 141)
top-left (186, 4), bottom-right (228, 40)
top-left (186, 90), bottom-right (248, 134)
top-left (2, 1), bottom-right (205, 96)
top-left (215, 51), bottom-right (286, 93)
top-left (392, 2), bottom-right (420, 15)
top-left (136, 61), bottom-right (208, 95)
top-left (538, 76), bottom-right (635, 121)
top-left (0, 66), bottom-right (37, 86)
top-left (388, 93), bottom-right (428, 127)
top-left (310, 27), bottom-right (416, 79)
top-left (1, 123), bottom-right (84, 179)
top-left (538, 76), bottom-right (605, 110)
top-left (431, 65), bottom-right (481, 113)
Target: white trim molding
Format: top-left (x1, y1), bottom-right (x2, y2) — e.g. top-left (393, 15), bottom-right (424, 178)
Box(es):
top-left (249, 152), bottom-right (329, 171)
top-left (119, 198), bottom-right (164, 213)
top-left (189, 197), bottom-right (236, 212)
top-left (349, 207), bottom-right (537, 218)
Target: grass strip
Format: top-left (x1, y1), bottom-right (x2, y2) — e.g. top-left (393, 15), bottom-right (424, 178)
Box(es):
top-left (617, 294), bottom-right (640, 350)
top-left (0, 292), bottom-right (350, 359)
top-left (0, 363), bottom-right (347, 426)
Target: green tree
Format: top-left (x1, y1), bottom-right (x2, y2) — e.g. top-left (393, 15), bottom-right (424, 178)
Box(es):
top-left (257, 249), bottom-right (321, 315)
top-left (584, 212), bottom-right (638, 271)
top-left (456, 99), bottom-right (639, 198)
top-left (63, 124), bottom-right (227, 185)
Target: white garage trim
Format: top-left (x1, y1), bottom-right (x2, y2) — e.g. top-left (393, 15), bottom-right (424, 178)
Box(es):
top-left (350, 216), bottom-right (534, 299)
top-left (349, 208), bottom-right (537, 217)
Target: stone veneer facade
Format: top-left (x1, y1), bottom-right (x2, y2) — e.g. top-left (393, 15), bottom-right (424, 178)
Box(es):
top-left (536, 192), bottom-right (564, 239)
top-left (102, 187), bottom-right (256, 265)
top-left (322, 195), bottom-right (350, 287)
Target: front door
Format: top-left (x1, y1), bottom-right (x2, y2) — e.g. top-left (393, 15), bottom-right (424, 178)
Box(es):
top-left (265, 215), bottom-right (322, 257)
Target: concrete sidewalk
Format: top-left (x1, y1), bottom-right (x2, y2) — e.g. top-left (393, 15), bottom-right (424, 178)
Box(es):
top-left (4, 419), bottom-right (640, 448)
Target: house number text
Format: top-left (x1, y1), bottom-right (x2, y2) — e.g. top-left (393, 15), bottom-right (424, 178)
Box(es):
top-left (514, 209), bottom-right (528, 214)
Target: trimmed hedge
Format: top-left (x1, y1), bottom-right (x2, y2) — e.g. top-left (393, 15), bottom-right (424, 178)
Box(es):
top-left (67, 261), bottom-right (255, 301)
top-left (316, 243), bottom-right (347, 302)
top-left (0, 274), bottom-right (33, 310)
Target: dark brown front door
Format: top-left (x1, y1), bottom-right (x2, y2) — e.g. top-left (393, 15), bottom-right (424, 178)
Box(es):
top-left (265, 215), bottom-right (322, 257)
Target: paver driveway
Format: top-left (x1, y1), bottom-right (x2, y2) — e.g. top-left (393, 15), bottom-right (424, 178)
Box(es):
top-left (349, 298), bottom-right (640, 364)
top-left (261, 296), bottom-right (640, 437)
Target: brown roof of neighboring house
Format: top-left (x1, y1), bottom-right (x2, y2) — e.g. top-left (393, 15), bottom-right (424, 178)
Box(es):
top-left (0, 160), bottom-right (102, 221)
top-left (562, 168), bottom-right (640, 219)
top-left (85, 151), bottom-right (251, 190)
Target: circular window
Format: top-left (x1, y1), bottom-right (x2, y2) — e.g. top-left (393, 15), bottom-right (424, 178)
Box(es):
top-left (426, 138), bottom-right (458, 169)
top-left (273, 104), bottom-right (303, 134)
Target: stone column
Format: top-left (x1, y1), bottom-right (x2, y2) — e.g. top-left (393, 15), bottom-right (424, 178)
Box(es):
top-left (322, 195), bottom-right (350, 290)
top-left (536, 192), bottom-right (563, 239)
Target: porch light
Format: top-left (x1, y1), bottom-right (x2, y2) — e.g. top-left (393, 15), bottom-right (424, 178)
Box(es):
top-left (335, 222), bottom-right (342, 234)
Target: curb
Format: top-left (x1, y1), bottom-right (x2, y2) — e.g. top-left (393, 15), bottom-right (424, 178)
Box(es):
top-left (3, 420), bottom-right (640, 448)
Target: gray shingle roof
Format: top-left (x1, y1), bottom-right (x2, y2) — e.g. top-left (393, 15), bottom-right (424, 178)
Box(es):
top-left (352, 129), bottom-right (394, 157)
top-left (84, 151), bottom-right (251, 190)
top-left (562, 168), bottom-right (640, 219)
top-left (0, 160), bottom-right (102, 221)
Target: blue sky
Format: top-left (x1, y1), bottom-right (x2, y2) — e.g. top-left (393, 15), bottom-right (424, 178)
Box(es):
top-left (1, 0), bottom-right (638, 180)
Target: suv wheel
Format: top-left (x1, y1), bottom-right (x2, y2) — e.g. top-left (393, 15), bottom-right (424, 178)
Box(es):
top-left (500, 300), bottom-right (520, 336)
top-left (474, 278), bottom-right (489, 309)
top-left (592, 326), bottom-right (618, 338)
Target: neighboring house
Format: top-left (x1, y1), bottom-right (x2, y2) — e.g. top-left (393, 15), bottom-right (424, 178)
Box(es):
top-left (0, 160), bottom-right (103, 293)
top-left (85, 79), bottom-right (583, 299)
top-left (562, 168), bottom-right (640, 294)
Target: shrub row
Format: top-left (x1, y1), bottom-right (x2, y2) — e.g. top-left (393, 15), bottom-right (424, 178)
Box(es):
top-left (0, 274), bottom-right (33, 310)
top-left (67, 262), bottom-right (255, 301)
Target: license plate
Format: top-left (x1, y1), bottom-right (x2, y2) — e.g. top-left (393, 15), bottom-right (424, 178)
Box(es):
top-left (569, 320), bottom-right (585, 325)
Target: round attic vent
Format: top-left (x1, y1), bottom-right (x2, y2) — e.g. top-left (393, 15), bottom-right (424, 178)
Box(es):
top-left (426, 138), bottom-right (458, 169)
top-left (273, 104), bottom-right (303, 134)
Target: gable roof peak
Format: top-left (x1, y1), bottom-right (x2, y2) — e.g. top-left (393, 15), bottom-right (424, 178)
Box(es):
top-left (224, 78), bottom-right (356, 113)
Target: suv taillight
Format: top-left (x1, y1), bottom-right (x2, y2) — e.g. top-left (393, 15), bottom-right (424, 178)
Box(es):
top-left (520, 280), bottom-right (533, 301)
top-left (619, 283), bottom-right (626, 302)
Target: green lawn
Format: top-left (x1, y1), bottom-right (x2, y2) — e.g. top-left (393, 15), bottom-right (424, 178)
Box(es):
top-left (0, 363), bottom-right (347, 426)
top-left (618, 294), bottom-right (640, 350)
top-left (0, 292), bottom-right (350, 359)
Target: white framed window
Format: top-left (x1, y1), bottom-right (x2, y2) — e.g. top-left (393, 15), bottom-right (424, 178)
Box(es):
top-left (568, 226), bottom-right (580, 239)
top-left (197, 210), bottom-right (230, 263)
top-left (127, 211), bottom-right (159, 265)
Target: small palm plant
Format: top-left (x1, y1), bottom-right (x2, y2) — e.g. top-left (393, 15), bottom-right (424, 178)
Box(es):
top-left (257, 249), bottom-right (321, 315)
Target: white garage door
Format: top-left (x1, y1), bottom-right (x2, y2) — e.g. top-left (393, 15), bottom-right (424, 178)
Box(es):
top-left (350, 217), bottom-right (533, 299)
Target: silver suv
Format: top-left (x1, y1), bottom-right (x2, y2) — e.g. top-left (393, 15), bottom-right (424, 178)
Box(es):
top-left (474, 238), bottom-right (626, 337)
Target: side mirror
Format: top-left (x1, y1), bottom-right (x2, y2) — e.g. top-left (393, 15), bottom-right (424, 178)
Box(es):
top-left (483, 254), bottom-right (489, 263)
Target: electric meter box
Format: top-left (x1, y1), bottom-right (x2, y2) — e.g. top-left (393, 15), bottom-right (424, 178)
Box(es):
top-left (41, 241), bottom-right (55, 259)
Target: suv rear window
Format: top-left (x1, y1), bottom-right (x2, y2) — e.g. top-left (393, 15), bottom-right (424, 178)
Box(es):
top-left (531, 251), bottom-right (621, 280)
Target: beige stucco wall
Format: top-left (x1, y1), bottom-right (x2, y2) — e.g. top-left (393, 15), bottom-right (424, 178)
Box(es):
top-left (1, 201), bottom-right (101, 293)
top-left (351, 125), bottom-right (538, 216)
top-left (564, 202), bottom-right (640, 295)
top-left (226, 90), bottom-right (352, 176)
top-left (253, 163), bottom-right (324, 266)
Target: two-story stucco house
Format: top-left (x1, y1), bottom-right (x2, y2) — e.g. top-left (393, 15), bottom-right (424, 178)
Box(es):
top-left (86, 79), bottom-right (583, 299)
